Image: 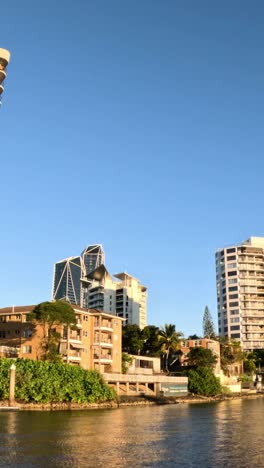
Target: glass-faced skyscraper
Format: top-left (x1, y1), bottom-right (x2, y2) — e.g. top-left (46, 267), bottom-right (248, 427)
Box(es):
top-left (81, 245), bottom-right (105, 275)
top-left (52, 256), bottom-right (82, 305)
top-left (52, 245), bottom-right (105, 307)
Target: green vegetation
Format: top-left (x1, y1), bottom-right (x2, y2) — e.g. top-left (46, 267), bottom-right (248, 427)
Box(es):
top-left (122, 323), bottom-right (182, 372)
top-left (188, 367), bottom-right (222, 396)
top-left (0, 358), bottom-right (115, 403)
top-left (202, 306), bottom-right (216, 339)
top-left (28, 301), bottom-right (77, 362)
top-left (187, 347), bottom-right (217, 370)
top-left (158, 324), bottom-right (182, 372)
top-left (220, 338), bottom-right (244, 375)
top-left (121, 353), bottom-right (133, 374)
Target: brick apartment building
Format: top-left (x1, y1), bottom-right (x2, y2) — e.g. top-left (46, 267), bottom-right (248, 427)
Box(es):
top-left (0, 305), bottom-right (123, 373)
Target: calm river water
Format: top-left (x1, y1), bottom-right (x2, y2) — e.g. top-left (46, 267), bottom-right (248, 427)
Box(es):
top-left (0, 398), bottom-right (263, 467)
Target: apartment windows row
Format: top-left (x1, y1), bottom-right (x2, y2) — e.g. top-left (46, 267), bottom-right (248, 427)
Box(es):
top-left (0, 329), bottom-right (33, 338)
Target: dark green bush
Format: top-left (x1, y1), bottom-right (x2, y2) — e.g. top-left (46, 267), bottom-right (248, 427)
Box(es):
top-left (188, 367), bottom-right (222, 396)
top-left (0, 358), bottom-right (115, 403)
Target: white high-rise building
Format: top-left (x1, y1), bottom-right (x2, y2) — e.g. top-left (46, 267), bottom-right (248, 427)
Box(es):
top-left (0, 48), bottom-right (10, 104)
top-left (83, 267), bottom-right (147, 328)
top-left (215, 237), bottom-right (264, 350)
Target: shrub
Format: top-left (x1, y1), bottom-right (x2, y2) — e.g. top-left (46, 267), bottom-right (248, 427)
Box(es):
top-left (0, 358), bottom-right (115, 403)
top-left (188, 367), bottom-right (222, 396)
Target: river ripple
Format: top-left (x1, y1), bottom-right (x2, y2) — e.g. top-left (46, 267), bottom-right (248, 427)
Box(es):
top-left (0, 398), bottom-right (263, 467)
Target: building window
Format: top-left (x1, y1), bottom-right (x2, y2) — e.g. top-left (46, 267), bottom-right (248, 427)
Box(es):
top-left (23, 345), bottom-right (32, 354)
top-left (230, 309), bottom-right (239, 315)
top-left (227, 255), bottom-right (236, 261)
top-left (231, 333), bottom-right (240, 339)
top-left (230, 325), bottom-right (240, 331)
top-left (229, 302), bottom-right (239, 307)
top-left (231, 317), bottom-right (240, 323)
top-left (15, 329), bottom-right (20, 335)
top-left (23, 329), bottom-right (32, 338)
top-left (83, 331), bottom-right (88, 337)
top-left (227, 263), bottom-right (237, 269)
top-left (229, 294), bottom-right (238, 300)
top-left (227, 248), bottom-right (236, 253)
top-left (228, 278), bottom-right (237, 284)
top-left (228, 271), bottom-right (237, 277)
top-left (0, 331), bottom-right (6, 338)
top-left (228, 286), bottom-right (238, 292)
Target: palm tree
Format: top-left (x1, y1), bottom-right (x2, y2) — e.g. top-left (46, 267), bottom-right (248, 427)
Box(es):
top-left (158, 324), bottom-right (183, 372)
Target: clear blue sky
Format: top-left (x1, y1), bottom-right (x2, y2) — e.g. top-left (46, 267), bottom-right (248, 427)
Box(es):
top-left (1, 1), bottom-right (264, 336)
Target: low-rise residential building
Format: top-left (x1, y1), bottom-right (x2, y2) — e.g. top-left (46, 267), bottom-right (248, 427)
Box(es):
top-left (126, 355), bottom-right (161, 375)
top-left (0, 305), bottom-right (123, 373)
top-left (180, 338), bottom-right (221, 375)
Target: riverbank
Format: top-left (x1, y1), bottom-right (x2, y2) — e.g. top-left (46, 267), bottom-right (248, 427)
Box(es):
top-left (0, 391), bottom-right (263, 411)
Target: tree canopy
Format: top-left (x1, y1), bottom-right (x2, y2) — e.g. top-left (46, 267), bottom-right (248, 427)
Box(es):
top-left (29, 301), bottom-right (77, 333)
top-left (187, 347), bottom-right (218, 369)
top-left (122, 324), bottom-right (144, 355)
top-left (29, 301), bottom-right (77, 361)
top-left (158, 324), bottom-right (183, 371)
top-left (202, 306), bottom-right (215, 339)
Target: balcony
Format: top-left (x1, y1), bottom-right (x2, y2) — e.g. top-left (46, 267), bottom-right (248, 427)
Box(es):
top-left (93, 354), bottom-right (112, 363)
top-left (94, 340), bottom-right (113, 348)
top-left (63, 350), bottom-right (82, 362)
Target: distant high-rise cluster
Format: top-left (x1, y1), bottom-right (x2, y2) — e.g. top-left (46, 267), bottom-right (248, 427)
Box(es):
top-left (0, 48), bottom-right (11, 105)
top-left (52, 244), bottom-right (147, 328)
top-left (215, 237), bottom-right (264, 351)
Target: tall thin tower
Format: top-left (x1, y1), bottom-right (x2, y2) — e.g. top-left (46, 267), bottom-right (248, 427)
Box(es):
top-left (0, 48), bottom-right (11, 105)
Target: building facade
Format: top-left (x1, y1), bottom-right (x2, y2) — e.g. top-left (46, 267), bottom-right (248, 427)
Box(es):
top-left (215, 237), bottom-right (264, 350)
top-left (53, 244), bottom-right (147, 328)
top-left (0, 305), bottom-right (122, 373)
top-left (83, 267), bottom-right (147, 328)
top-left (53, 244), bottom-right (105, 307)
top-left (53, 256), bottom-right (82, 305)
top-left (0, 48), bottom-right (10, 104)
top-left (180, 338), bottom-right (221, 375)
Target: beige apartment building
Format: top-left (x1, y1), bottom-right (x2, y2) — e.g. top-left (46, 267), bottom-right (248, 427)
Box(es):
top-left (0, 48), bottom-right (10, 102)
top-left (0, 305), bottom-right (123, 373)
top-left (216, 237), bottom-right (264, 350)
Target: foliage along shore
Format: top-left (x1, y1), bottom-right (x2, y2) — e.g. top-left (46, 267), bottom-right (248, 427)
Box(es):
top-left (0, 358), bottom-right (116, 404)
top-left (0, 392), bottom-right (263, 411)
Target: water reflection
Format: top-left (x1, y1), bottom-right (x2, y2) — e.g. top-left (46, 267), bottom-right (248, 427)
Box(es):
top-left (0, 399), bottom-right (263, 467)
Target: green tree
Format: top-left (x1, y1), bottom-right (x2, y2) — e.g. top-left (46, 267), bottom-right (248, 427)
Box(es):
top-left (121, 353), bottom-right (133, 374)
top-left (220, 338), bottom-right (244, 376)
top-left (29, 301), bottom-right (77, 361)
top-left (141, 325), bottom-right (161, 357)
top-left (158, 324), bottom-right (182, 372)
top-left (188, 334), bottom-right (201, 340)
top-left (243, 358), bottom-right (256, 375)
top-left (188, 367), bottom-right (222, 396)
top-left (122, 324), bottom-right (144, 355)
top-left (187, 347), bottom-right (217, 370)
top-left (203, 306), bottom-right (215, 338)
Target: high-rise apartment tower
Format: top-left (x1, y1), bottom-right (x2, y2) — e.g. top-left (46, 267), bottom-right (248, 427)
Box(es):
top-left (0, 48), bottom-right (11, 104)
top-left (215, 237), bottom-right (264, 350)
